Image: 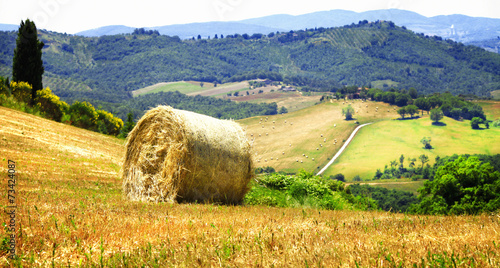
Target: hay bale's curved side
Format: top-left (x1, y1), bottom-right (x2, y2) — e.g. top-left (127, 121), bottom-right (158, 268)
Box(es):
top-left (122, 106), bottom-right (253, 204)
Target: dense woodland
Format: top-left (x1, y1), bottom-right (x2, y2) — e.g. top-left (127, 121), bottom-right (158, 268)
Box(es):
top-left (1, 20), bottom-right (500, 118)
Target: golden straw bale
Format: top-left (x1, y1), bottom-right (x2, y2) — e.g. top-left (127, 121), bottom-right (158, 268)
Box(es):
top-left (122, 106), bottom-right (253, 204)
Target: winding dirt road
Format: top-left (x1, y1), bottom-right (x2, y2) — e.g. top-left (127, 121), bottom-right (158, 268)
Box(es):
top-left (316, 122), bottom-right (373, 176)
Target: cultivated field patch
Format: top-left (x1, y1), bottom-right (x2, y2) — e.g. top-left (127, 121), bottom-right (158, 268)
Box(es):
top-left (239, 99), bottom-right (398, 174)
top-left (131, 81), bottom-right (210, 97)
top-left (322, 115), bottom-right (500, 180)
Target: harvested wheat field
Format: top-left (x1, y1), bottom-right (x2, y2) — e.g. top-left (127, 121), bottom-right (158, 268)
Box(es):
top-left (0, 106), bottom-right (499, 267)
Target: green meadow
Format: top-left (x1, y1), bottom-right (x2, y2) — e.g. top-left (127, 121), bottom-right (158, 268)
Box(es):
top-left (132, 81), bottom-right (209, 96)
top-left (323, 115), bottom-right (500, 180)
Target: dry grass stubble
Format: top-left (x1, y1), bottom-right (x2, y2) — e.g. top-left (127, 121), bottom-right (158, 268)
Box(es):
top-left (0, 106), bottom-right (499, 266)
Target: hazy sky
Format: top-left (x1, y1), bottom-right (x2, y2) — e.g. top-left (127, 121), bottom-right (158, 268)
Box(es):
top-left (1, 0), bottom-right (499, 33)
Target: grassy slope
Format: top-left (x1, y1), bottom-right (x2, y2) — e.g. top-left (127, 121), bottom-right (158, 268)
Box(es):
top-left (239, 99), bottom-right (398, 174)
top-left (323, 114), bottom-right (500, 180)
top-left (131, 81), bottom-right (213, 97)
top-left (1, 106), bottom-right (499, 266)
top-left (236, 91), bottom-right (323, 113)
top-left (491, 90), bottom-right (500, 100)
top-left (346, 179), bottom-right (426, 196)
top-left (132, 80), bottom-right (253, 98)
top-left (477, 100), bottom-right (500, 120)
top-left (132, 80), bottom-right (324, 113)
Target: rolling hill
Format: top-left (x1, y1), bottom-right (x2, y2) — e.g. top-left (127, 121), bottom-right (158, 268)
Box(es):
top-left (241, 9), bottom-right (500, 44)
top-left (72, 9), bottom-right (500, 46)
top-left (322, 114), bottom-right (500, 180)
top-left (239, 99), bottom-right (500, 180)
top-left (76, 25), bottom-right (136, 37)
top-left (2, 20), bottom-right (500, 114)
top-left (239, 99), bottom-right (399, 174)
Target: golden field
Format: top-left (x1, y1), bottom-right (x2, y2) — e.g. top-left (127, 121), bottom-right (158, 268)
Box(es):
top-left (0, 106), bottom-right (499, 266)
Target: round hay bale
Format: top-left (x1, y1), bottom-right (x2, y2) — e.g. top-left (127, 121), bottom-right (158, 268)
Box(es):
top-left (122, 106), bottom-right (253, 204)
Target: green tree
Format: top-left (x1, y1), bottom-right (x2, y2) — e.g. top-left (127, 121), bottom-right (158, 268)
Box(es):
top-left (410, 156), bottom-right (500, 215)
top-left (408, 87), bottom-right (418, 99)
top-left (342, 104), bottom-right (355, 120)
top-left (470, 117), bottom-right (483, 129)
top-left (331, 173), bottom-right (345, 182)
top-left (408, 158), bottom-right (416, 168)
top-left (430, 108), bottom-right (444, 124)
top-left (414, 97), bottom-right (431, 115)
top-left (279, 106), bottom-right (288, 114)
top-left (12, 19), bottom-right (44, 106)
top-left (419, 154), bottom-right (429, 168)
top-left (399, 154), bottom-right (405, 170)
top-left (395, 94), bottom-right (411, 107)
top-left (405, 105), bottom-right (418, 118)
top-left (420, 137), bottom-right (432, 149)
top-left (397, 106), bottom-right (407, 119)
top-left (119, 112), bottom-right (136, 138)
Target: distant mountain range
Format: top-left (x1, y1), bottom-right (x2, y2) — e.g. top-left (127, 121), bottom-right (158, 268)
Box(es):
top-left (0, 23), bottom-right (19, 32)
top-left (1, 9), bottom-right (499, 47)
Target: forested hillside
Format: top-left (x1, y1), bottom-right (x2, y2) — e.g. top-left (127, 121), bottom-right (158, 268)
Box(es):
top-left (1, 21), bottom-right (500, 110)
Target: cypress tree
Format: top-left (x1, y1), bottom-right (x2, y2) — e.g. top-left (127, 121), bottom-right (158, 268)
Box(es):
top-left (12, 19), bottom-right (44, 106)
